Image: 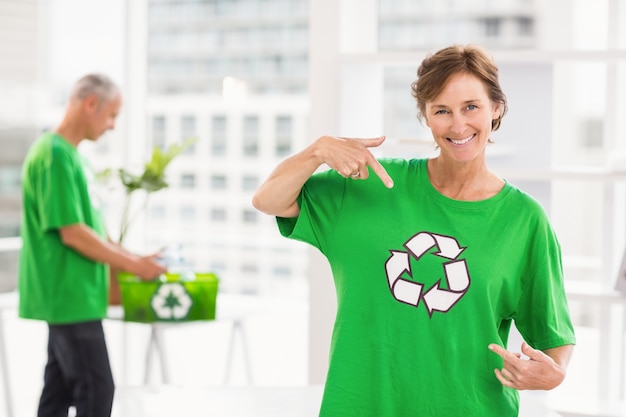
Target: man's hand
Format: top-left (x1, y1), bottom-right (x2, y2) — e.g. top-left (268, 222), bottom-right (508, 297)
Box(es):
top-left (129, 254), bottom-right (167, 281)
top-left (488, 342), bottom-right (570, 390)
top-left (60, 224), bottom-right (166, 280)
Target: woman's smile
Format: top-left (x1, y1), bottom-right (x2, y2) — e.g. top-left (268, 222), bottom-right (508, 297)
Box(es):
top-left (448, 133), bottom-right (476, 146)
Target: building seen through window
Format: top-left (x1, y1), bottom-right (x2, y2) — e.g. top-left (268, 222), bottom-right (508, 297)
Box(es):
top-left (210, 115), bottom-right (227, 156)
top-left (275, 115), bottom-right (293, 157)
top-left (181, 115), bottom-right (197, 154)
top-left (242, 115), bottom-right (259, 157)
top-left (180, 173), bottom-right (196, 188)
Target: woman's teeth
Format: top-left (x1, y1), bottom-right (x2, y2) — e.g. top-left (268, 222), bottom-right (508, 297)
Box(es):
top-left (449, 134), bottom-right (474, 145)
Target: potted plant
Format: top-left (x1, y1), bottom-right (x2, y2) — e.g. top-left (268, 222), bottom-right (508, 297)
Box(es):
top-left (99, 137), bottom-right (197, 304)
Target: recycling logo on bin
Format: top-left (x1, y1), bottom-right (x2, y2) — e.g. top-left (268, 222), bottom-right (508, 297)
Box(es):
top-left (385, 231), bottom-right (470, 317)
top-left (150, 282), bottom-right (193, 320)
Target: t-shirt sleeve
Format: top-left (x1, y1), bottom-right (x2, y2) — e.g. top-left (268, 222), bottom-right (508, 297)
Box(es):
top-left (276, 168), bottom-right (347, 255)
top-left (513, 212), bottom-right (576, 350)
top-left (38, 145), bottom-right (85, 232)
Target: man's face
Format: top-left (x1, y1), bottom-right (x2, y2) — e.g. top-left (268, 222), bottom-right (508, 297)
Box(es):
top-left (85, 93), bottom-right (122, 140)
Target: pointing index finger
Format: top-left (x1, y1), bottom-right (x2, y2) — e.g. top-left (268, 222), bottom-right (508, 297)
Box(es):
top-left (488, 343), bottom-right (515, 361)
top-left (369, 158), bottom-right (394, 189)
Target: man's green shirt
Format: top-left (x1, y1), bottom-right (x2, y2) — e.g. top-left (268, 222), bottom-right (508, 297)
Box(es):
top-left (19, 132), bottom-right (109, 324)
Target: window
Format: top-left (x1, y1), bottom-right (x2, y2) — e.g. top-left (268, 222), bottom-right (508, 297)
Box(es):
top-left (211, 115), bottom-right (227, 156)
top-left (242, 209), bottom-right (258, 224)
top-left (242, 115), bottom-right (259, 156)
top-left (210, 207), bottom-right (227, 222)
top-left (181, 115), bottom-right (196, 154)
top-left (241, 263), bottom-right (258, 275)
top-left (516, 16), bottom-right (534, 37)
top-left (180, 205), bottom-right (196, 221)
top-left (150, 204), bottom-right (167, 219)
top-left (209, 261), bottom-right (226, 275)
top-left (242, 175), bottom-right (258, 191)
top-left (275, 115), bottom-right (292, 157)
top-left (210, 174), bottom-right (227, 190)
top-left (152, 115), bottom-right (167, 149)
top-left (180, 173), bottom-right (196, 188)
top-left (483, 18), bottom-right (501, 38)
top-left (273, 265), bottom-right (291, 278)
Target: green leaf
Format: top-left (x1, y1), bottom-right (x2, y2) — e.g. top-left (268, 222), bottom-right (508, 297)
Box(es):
top-left (95, 168), bottom-right (113, 182)
top-left (118, 168), bottom-right (143, 192)
top-left (140, 137), bottom-right (198, 189)
top-left (115, 137), bottom-right (197, 195)
top-left (112, 137), bottom-right (198, 242)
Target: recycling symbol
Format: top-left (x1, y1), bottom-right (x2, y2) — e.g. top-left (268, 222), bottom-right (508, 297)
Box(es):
top-left (151, 283), bottom-right (193, 320)
top-left (385, 232), bottom-right (470, 316)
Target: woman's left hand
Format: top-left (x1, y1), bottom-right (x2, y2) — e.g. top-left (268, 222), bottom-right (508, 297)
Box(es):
top-left (488, 342), bottom-right (573, 390)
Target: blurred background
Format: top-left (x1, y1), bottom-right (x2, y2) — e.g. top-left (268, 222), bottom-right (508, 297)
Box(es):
top-left (1, 0), bottom-right (626, 416)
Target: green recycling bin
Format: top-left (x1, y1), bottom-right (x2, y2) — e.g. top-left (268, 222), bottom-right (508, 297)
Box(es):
top-left (117, 271), bottom-right (219, 323)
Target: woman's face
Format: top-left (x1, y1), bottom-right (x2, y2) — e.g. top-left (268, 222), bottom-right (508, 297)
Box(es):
top-left (424, 72), bottom-right (500, 163)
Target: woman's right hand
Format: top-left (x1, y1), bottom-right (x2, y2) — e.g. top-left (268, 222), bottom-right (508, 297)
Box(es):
top-left (313, 135), bottom-right (394, 187)
top-left (252, 135), bottom-right (393, 218)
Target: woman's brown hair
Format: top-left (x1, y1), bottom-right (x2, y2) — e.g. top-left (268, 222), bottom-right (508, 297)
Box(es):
top-left (411, 44), bottom-right (508, 131)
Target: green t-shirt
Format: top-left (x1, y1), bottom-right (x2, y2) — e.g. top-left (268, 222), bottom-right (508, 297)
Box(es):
top-left (278, 158), bottom-right (576, 417)
top-left (19, 132), bottom-right (109, 324)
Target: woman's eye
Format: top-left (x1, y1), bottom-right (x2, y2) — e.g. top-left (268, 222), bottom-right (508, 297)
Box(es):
top-left (466, 104), bottom-right (477, 110)
top-left (434, 109), bottom-right (448, 115)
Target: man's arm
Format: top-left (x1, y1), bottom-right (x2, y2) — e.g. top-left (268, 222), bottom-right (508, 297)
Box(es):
top-left (58, 223), bottom-right (166, 280)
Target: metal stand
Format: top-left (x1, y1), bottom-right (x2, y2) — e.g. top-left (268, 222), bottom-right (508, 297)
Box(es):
top-left (142, 318), bottom-right (253, 385)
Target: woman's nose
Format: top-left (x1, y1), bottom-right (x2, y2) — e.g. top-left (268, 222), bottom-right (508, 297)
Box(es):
top-left (450, 114), bottom-right (467, 135)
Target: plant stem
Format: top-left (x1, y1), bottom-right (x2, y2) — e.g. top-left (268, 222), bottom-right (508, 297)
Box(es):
top-left (118, 190), bottom-right (133, 244)
top-left (118, 190), bottom-right (151, 245)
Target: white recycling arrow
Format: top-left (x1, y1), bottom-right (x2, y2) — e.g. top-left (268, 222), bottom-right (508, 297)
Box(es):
top-left (151, 283), bottom-right (193, 320)
top-left (443, 259), bottom-right (470, 291)
top-left (432, 234), bottom-right (466, 259)
top-left (385, 251), bottom-right (422, 306)
top-left (422, 259), bottom-right (470, 315)
top-left (385, 232), bottom-right (470, 316)
top-left (405, 232), bottom-right (436, 259)
top-left (422, 282), bottom-right (465, 314)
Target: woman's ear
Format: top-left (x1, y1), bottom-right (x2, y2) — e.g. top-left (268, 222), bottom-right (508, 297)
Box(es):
top-left (492, 103), bottom-right (501, 120)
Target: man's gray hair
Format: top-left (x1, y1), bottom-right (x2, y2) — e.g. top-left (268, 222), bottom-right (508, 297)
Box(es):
top-left (71, 73), bottom-right (119, 102)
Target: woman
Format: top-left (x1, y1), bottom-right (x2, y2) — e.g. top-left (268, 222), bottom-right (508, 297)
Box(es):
top-left (252, 44), bottom-right (575, 417)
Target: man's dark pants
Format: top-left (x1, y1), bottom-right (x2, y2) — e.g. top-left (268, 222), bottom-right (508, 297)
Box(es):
top-left (38, 320), bottom-right (114, 417)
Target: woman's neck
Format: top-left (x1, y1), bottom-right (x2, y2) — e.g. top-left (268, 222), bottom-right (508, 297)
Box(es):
top-left (426, 157), bottom-right (504, 201)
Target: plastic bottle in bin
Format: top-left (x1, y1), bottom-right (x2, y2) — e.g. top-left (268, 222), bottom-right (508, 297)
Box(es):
top-left (157, 244), bottom-right (196, 281)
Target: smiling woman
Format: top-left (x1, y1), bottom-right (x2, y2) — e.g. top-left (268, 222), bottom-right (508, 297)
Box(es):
top-left (252, 43), bottom-right (576, 417)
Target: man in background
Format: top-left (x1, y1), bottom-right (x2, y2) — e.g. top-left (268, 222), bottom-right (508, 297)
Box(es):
top-left (19, 74), bottom-right (166, 417)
